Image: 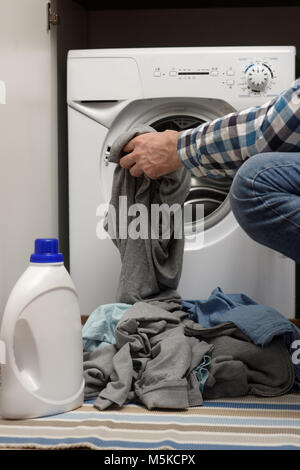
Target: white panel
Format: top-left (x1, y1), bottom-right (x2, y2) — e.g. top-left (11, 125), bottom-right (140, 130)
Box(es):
top-left (0, 0), bottom-right (58, 317)
top-left (68, 47), bottom-right (296, 110)
top-left (67, 58), bottom-right (143, 101)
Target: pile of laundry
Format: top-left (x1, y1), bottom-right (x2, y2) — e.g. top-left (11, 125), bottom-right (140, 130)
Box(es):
top-left (83, 126), bottom-right (300, 411)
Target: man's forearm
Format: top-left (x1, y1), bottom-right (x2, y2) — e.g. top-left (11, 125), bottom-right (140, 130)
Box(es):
top-left (177, 78), bottom-right (300, 179)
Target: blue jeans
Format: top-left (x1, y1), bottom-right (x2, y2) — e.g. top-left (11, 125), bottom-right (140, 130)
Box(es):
top-left (229, 152), bottom-right (300, 264)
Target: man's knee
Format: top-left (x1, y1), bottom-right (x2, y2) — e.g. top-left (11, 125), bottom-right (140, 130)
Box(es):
top-left (230, 151), bottom-right (286, 206)
top-left (230, 153), bottom-right (272, 199)
top-left (230, 154), bottom-right (260, 206)
top-left (229, 153), bottom-right (272, 235)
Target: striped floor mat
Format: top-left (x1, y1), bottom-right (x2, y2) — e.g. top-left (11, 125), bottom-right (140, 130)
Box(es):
top-left (0, 394), bottom-right (299, 450)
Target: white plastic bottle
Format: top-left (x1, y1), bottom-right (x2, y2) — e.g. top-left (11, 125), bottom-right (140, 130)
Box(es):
top-left (0, 238), bottom-right (84, 419)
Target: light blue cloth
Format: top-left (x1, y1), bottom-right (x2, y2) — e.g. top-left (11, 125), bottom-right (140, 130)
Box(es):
top-left (183, 287), bottom-right (300, 391)
top-left (194, 355), bottom-right (211, 392)
top-left (82, 303), bottom-right (131, 351)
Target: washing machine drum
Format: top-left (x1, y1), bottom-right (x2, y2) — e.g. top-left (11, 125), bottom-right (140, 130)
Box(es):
top-left (150, 114), bottom-right (232, 230)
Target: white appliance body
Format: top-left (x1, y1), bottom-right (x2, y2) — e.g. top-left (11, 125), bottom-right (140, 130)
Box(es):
top-left (67, 47), bottom-right (296, 317)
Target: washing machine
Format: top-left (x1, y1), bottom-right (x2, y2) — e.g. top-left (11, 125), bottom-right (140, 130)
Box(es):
top-left (67, 46), bottom-right (296, 317)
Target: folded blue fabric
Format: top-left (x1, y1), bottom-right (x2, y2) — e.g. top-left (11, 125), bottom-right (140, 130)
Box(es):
top-left (82, 303), bottom-right (131, 351)
top-left (183, 287), bottom-right (300, 391)
top-left (182, 288), bottom-right (257, 327)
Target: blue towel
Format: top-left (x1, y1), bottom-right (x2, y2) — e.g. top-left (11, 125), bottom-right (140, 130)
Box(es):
top-left (183, 287), bottom-right (300, 391)
top-left (82, 303), bottom-right (131, 351)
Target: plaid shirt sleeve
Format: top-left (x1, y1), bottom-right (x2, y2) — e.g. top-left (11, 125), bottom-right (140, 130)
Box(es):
top-left (177, 78), bottom-right (300, 178)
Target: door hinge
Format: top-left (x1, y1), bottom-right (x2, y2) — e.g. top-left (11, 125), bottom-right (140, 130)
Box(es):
top-left (47, 2), bottom-right (59, 31)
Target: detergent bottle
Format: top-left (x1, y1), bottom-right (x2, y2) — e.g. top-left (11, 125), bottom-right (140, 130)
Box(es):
top-left (0, 239), bottom-right (84, 419)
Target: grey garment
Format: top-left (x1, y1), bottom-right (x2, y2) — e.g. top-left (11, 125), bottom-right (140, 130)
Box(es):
top-left (108, 125), bottom-right (155, 164)
top-left (84, 302), bottom-right (213, 410)
top-left (203, 336), bottom-right (294, 399)
top-left (104, 125), bottom-right (191, 305)
top-left (204, 357), bottom-right (249, 399)
top-left (83, 344), bottom-right (117, 400)
top-left (183, 318), bottom-right (295, 399)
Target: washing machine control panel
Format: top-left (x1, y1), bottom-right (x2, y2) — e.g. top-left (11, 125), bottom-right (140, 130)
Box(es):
top-left (150, 53), bottom-right (292, 100)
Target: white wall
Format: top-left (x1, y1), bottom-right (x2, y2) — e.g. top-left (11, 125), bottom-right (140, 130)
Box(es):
top-left (0, 0), bottom-right (58, 314)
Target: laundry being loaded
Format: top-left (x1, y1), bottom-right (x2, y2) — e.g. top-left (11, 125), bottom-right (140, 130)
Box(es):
top-left (83, 126), bottom-right (300, 411)
top-left (103, 124), bottom-right (190, 305)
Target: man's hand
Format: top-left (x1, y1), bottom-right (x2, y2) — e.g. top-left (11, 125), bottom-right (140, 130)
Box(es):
top-left (120, 130), bottom-right (183, 179)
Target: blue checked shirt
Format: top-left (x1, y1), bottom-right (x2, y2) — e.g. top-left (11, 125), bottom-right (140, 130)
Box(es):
top-left (177, 78), bottom-right (300, 178)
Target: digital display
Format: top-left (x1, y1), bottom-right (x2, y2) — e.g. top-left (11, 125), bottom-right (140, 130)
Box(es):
top-left (178, 72), bottom-right (210, 75)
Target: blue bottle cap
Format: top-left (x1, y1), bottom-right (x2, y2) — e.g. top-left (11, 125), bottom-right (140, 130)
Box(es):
top-left (30, 238), bottom-right (63, 263)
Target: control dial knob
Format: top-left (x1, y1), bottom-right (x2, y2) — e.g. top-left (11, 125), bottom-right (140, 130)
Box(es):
top-left (246, 64), bottom-right (272, 92)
